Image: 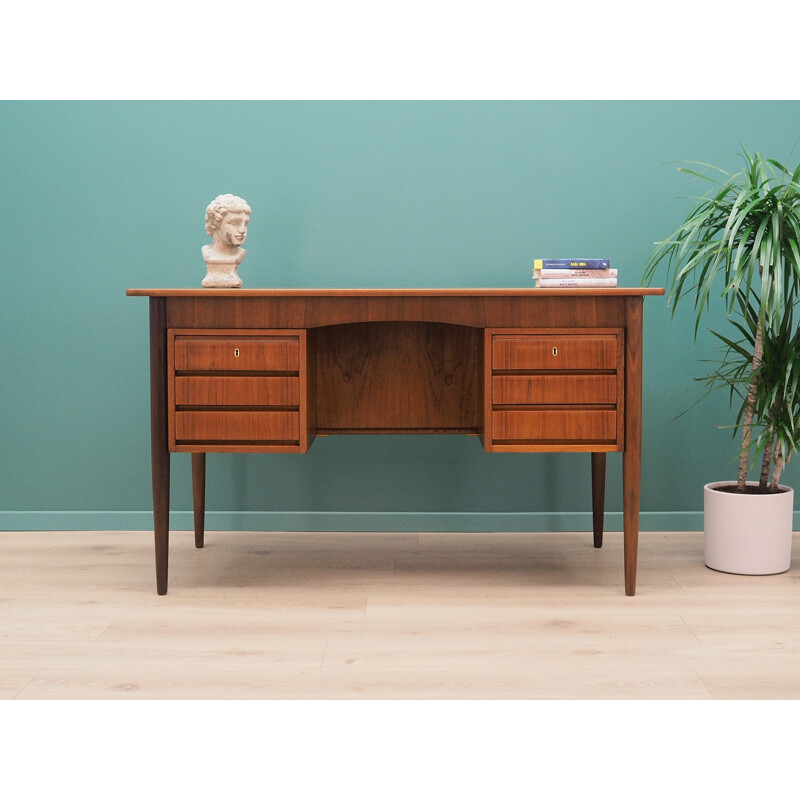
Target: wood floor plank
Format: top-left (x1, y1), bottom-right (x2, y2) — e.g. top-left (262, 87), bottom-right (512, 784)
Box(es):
top-left (0, 530), bottom-right (797, 699)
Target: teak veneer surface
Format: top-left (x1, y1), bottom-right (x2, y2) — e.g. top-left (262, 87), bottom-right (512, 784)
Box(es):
top-left (492, 409), bottom-right (617, 442)
top-left (126, 288), bottom-right (664, 296)
top-left (492, 374), bottom-right (617, 405)
top-left (128, 287), bottom-right (664, 596)
top-left (175, 410), bottom-right (300, 443)
top-left (174, 335), bottom-right (300, 372)
top-left (127, 288), bottom-right (662, 331)
top-left (175, 375), bottom-right (300, 407)
top-left (314, 321), bottom-right (480, 433)
top-left (492, 334), bottom-right (618, 371)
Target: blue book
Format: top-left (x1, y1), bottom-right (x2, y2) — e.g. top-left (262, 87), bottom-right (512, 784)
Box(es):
top-left (534, 258), bottom-right (611, 270)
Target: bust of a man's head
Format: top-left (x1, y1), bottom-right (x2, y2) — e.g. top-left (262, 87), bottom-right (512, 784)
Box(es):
top-left (201, 194), bottom-right (251, 288)
top-left (205, 194), bottom-right (251, 251)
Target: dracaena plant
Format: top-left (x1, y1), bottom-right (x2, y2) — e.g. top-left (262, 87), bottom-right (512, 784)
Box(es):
top-left (643, 147), bottom-right (800, 492)
top-left (699, 286), bottom-right (800, 491)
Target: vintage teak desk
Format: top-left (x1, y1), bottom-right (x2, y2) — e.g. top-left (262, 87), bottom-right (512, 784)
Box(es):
top-left (126, 288), bottom-right (663, 595)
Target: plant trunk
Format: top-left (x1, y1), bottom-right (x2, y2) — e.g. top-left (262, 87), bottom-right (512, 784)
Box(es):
top-left (760, 430), bottom-right (774, 490)
top-left (738, 310), bottom-right (764, 491)
top-left (770, 441), bottom-right (785, 492)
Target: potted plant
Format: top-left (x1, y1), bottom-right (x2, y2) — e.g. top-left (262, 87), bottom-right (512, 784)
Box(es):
top-left (643, 147), bottom-right (800, 574)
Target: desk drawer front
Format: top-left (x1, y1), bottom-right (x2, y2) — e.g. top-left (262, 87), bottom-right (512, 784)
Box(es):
top-left (492, 409), bottom-right (616, 442)
top-left (168, 328), bottom-right (311, 452)
top-left (492, 374), bottom-right (616, 405)
top-left (492, 335), bottom-right (616, 371)
top-left (174, 336), bottom-right (300, 372)
top-left (175, 375), bottom-right (299, 407)
top-left (175, 410), bottom-right (300, 443)
top-left (485, 328), bottom-right (623, 451)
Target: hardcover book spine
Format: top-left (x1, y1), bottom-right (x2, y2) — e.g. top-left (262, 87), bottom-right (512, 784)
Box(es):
top-left (532, 268), bottom-right (617, 279)
top-left (534, 259), bottom-right (611, 270)
top-left (535, 277), bottom-right (619, 288)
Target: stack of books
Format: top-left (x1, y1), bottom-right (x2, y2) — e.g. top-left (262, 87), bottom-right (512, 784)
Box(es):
top-left (533, 259), bottom-right (617, 288)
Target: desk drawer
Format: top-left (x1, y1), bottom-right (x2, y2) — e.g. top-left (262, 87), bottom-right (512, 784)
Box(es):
top-left (492, 335), bottom-right (616, 371)
top-left (175, 375), bottom-right (299, 407)
top-left (492, 374), bottom-right (616, 405)
top-left (175, 410), bottom-right (300, 443)
top-left (492, 409), bottom-right (616, 442)
top-left (174, 336), bottom-right (300, 372)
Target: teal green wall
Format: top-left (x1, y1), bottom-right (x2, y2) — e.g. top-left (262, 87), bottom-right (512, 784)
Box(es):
top-left (2, 101), bottom-right (799, 531)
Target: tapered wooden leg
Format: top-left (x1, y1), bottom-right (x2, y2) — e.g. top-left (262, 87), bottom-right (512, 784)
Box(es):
top-left (591, 452), bottom-right (606, 548)
top-left (623, 445), bottom-right (641, 597)
top-left (152, 448), bottom-right (170, 596)
top-left (623, 297), bottom-right (644, 597)
top-left (149, 297), bottom-right (170, 595)
top-left (192, 453), bottom-right (206, 548)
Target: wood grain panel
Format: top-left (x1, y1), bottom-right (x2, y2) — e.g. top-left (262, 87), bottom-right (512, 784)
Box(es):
top-left (175, 411), bottom-right (299, 442)
top-left (492, 409), bottom-right (616, 442)
top-left (130, 288), bottom-right (665, 297)
top-left (162, 295), bottom-right (640, 330)
top-left (129, 290), bottom-right (664, 595)
top-left (315, 322), bottom-right (480, 432)
top-left (623, 297), bottom-right (644, 596)
top-left (175, 376), bottom-right (299, 407)
top-left (174, 336), bottom-right (299, 371)
top-left (149, 297), bottom-right (170, 595)
top-left (493, 335), bottom-right (617, 371)
top-left (492, 374), bottom-right (617, 405)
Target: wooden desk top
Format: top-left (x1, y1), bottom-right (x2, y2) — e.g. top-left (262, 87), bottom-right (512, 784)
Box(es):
top-left (134, 284), bottom-right (662, 595)
top-left (127, 287), bottom-right (664, 298)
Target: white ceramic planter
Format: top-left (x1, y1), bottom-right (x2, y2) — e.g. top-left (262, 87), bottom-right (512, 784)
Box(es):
top-left (704, 481), bottom-right (794, 575)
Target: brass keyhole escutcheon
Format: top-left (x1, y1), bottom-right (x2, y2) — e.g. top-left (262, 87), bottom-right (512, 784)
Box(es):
top-left (234, 348), bottom-right (240, 358)
top-left (552, 347), bottom-right (558, 356)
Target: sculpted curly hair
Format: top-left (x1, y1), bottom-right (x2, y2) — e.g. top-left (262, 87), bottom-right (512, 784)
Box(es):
top-left (205, 194), bottom-right (252, 236)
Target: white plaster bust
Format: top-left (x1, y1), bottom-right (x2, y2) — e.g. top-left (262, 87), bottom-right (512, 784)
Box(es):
top-left (201, 194), bottom-right (251, 288)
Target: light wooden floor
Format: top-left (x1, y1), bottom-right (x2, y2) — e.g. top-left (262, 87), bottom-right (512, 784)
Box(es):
top-left (1, 529), bottom-right (798, 699)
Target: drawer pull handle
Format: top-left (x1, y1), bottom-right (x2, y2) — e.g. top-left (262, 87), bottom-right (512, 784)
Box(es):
top-left (234, 348), bottom-right (240, 358)
top-left (552, 347), bottom-right (558, 356)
